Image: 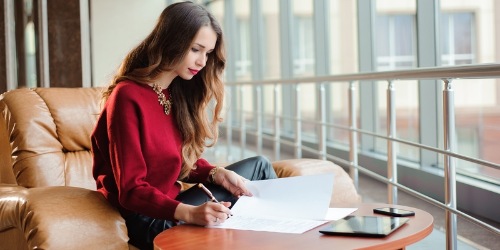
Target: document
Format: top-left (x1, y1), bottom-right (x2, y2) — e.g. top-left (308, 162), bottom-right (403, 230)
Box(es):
top-left (325, 207), bottom-right (358, 221)
top-left (210, 174), bottom-right (337, 234)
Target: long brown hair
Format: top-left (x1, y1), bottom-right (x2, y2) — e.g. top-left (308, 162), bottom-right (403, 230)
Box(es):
top-left (102, 1), bottom-right (225, 180)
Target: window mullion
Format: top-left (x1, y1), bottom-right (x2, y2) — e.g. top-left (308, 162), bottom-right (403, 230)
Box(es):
top-left (357, 0), bottom-right (377, 151)
top-left (417, 0), bottom-right (442, 168)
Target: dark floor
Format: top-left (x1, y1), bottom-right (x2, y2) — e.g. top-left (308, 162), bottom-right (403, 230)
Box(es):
top-left (203, 143), bottom-right (499, 250)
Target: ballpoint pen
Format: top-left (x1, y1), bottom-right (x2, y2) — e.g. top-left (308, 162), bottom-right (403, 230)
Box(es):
top-left (198, 183), bottom-right (233, 217)
top-left (198, 183), bottom-right (220, 203)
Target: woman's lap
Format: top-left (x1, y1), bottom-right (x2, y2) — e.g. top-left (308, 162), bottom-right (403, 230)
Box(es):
top-left (125, 156), bottom-right (276, 249)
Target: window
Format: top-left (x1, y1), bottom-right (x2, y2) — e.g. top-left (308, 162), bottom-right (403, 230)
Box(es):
top-left (376, 14), bottom-right (416, 71)
top-left (441, 12), bottom-right (475, 65)
top-left (293, 16), bottom-right (315, 77)
top-left (451, 79), bottom-right (500, 184)
top-left (235, 19), bottom-right (252, 80)
top-left (375, 13), bottom-right (419, 162)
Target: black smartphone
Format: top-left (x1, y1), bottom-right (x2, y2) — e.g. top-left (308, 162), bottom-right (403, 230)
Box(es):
top-left (373, 207), bottom-right (415, 217)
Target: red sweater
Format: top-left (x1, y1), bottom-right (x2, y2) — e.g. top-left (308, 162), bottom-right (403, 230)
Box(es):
top-left (92, 80), bottom-right (214, 220)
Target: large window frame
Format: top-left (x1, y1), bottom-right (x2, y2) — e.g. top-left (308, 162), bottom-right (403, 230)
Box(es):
top-left (214, 0), bottom-right (499, 223)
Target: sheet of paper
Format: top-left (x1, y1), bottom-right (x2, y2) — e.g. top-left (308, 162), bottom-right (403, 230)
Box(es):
top-left (233, 174), bottom-right (334, 220)
top-left (216, 215), bottom-right (328, 234)
top-left (211, 174), bottom-right (334, 233)
top-left (324, 207), bottom-right (358, 220)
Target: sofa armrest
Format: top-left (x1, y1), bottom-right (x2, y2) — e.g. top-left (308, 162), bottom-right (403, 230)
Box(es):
top-left (272, 159), bottom-right (362, 207)
top-left (0, 185), bottom-right (129, 250)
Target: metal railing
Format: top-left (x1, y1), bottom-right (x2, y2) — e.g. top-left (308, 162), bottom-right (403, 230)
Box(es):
top-left (219, 63), bottom-right (500, 250)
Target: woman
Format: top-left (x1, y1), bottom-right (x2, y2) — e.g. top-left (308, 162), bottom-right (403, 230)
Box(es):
top-left (91, 2), bottom-right (277, 249)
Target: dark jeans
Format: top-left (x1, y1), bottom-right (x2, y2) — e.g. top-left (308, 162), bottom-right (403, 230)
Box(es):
top-left (125, 156), bottom-right (277, 250)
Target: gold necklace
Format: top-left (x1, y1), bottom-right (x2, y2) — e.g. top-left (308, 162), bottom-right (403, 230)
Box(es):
top-left (152, 83), bottom-right (172, 115)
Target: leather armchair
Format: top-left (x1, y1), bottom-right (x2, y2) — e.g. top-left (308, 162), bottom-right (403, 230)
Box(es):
top-left (0, 87), bottom-right (360, 250)
top-left (0, 88), bottom-right (130, 250)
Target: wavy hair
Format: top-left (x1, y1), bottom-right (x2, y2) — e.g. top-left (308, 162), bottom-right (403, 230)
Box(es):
top-left (102, 1), bottom-right (225, 180)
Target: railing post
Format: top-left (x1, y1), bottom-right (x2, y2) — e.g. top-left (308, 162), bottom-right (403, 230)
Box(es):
top-left (294, 84), bottom-right (302, 158)
top-left (319, 82), bottom-right (327, 160)
top-left (443, 79), bottom-right (458, 250)
top-left (240, 86), bottom-right (246, 159)
top-left (256, 84), bottom-right (263, 155)
top-left (226, 86), bottom-right (233, 162)
top-left (387, 80), bottom-right (398, 204)
top-left (274, 84), bottom-right (281, 160)
top-left (348, 81), bottom-right (359, 189)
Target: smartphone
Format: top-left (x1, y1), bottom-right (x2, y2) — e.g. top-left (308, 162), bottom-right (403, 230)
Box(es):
top-left (373, 207), bottom-right (415, 217)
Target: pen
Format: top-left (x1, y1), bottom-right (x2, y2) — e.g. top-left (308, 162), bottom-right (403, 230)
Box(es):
top-left (198, 183), bottom-right (233, 218)
top-left (198, 183), bottom-right (220, 203)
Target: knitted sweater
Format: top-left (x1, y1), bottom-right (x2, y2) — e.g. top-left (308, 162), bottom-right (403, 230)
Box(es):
top-left (92, 80), bottom-right (214, 220)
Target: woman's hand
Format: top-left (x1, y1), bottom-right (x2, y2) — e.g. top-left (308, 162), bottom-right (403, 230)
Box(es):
top-left (174, 201), bottom-right (232, 226)
top-left (214, 168), bottom-right (253, 198)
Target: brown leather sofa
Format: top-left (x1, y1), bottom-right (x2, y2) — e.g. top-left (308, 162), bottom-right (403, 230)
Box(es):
top-left (0, 87), bottom-right (360, 250)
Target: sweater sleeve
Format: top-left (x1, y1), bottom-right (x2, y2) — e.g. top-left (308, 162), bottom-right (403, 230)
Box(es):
top-left (184, 158), bottom-right (215, 183)
top-left (107, 86), bottom-right (180, 220)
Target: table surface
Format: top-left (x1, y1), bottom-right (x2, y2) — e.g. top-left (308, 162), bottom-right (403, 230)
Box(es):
top-left (154, 203), bottom-right (434, 250)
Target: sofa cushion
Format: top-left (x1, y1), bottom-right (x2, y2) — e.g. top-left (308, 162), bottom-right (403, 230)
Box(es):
top-left (0, 88), bottom-right (102, 189)
top-left (0, 185), bottom-right (129, 249)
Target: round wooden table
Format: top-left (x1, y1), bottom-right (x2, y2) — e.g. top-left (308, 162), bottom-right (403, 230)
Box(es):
top-left (154, 203), bottom-right (433, 250)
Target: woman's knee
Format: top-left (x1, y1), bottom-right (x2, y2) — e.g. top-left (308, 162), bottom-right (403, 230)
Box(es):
top-left (252, 155), bottom-right (277, 179)
top-left (227, 155), bottom-right (276, 180)
top-left (251, 155), bottom-right (271, 166)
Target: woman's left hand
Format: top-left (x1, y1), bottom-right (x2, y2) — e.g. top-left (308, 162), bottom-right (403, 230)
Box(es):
top-left (214, 168), bottom-right (253, 197)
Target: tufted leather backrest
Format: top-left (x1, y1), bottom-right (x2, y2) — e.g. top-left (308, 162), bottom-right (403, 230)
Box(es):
top-left (0, 87), bottom-right (103, 189)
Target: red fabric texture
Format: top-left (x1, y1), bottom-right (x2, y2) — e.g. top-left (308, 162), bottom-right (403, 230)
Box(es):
top-left (92, 80), bottom-right (214, 220)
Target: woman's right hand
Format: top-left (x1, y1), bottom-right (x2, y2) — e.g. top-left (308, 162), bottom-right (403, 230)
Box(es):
top-left (174, 201), bottom-right (232, 226)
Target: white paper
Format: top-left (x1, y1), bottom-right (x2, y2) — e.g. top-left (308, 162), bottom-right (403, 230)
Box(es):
top-left (210, 174), bottom-right (334, 233)
top-left (215, 215), bottom-right (328, 234)
top-left (324, 207), bottom-right (358, 221)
